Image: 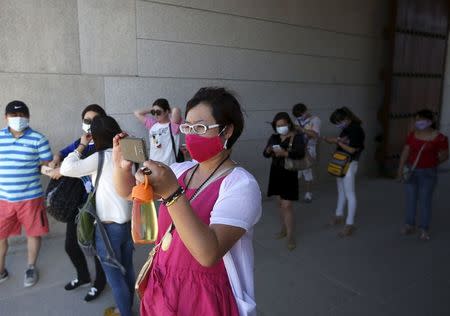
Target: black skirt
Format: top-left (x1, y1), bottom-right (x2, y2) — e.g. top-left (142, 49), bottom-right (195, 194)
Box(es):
top-left (267, 161), bottom-right (299, 201)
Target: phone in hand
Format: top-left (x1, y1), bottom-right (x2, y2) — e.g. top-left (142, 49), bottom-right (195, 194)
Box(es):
top-left (41, 165), bottom-right (54, 177)
top-left (119, 137), bottom-right (148, 163)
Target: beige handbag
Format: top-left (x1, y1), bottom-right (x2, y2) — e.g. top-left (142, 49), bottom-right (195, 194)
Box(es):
top-left (284, 135), bottom-right (314, 171)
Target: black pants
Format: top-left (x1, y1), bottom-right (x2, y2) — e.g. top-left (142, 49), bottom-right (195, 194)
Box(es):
top-left (65, 216), bottom-right (106, 290)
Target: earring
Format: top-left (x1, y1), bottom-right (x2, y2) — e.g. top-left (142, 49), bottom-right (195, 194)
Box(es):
top-left (223, 139), bottom-right (228, 149)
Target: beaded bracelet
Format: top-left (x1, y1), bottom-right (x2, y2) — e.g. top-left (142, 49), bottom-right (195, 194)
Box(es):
top-left (163, 186), bottom-right (185, 207)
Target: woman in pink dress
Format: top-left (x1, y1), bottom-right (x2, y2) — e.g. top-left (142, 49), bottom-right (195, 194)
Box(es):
top-left (113, 87), bottom-right (262, 316)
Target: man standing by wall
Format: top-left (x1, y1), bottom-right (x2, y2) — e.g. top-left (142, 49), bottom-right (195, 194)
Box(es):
top-left (0, 101), bottom-right (53, 287)
top-left (292, 103), bottom-right (321, 203)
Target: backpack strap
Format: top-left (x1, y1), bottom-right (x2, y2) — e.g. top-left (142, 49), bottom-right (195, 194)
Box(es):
top-left (95, 218), bottom-right (127, 274)
top-left (92, 150), bottom-right (105, 196)
top-left (91, 151), bottom-right (127, 274)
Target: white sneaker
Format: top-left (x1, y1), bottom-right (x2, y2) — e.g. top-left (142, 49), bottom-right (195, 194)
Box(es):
top-left (304, 192), bottom-right (313, 203)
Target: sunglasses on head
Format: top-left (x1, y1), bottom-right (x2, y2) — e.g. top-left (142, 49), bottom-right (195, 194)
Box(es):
top-left (150, 109), bottom-right (163, 116)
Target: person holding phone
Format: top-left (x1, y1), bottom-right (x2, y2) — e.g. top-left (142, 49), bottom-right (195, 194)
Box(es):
top-left (47, 104), bottom-right (107, 302)
top-left (263, 112), bottom-right (305, 250)
top-left (60, 116), bottom-right (135, 316)
top-left (397, 109), bottom-right (448, 240)
top-left (292, 103), bottom-right (321, 203)
top-left (114, 87), bottom-right (262, 316)
top-left (323, 107), bottom-right (365, 237)
top-left (134, 99), bottom-right (183, 166)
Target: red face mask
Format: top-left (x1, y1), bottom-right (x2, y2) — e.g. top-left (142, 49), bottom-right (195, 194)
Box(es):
top-left (185, 134), bottom-right (225, 162)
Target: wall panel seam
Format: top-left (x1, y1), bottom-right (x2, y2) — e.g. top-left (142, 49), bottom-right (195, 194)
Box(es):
top-left (138, 0), bottom-right (381, 40)
top-left (137, 37), bottom-right (361, 62)
top-left (0, 71), bottom-right (381, 87)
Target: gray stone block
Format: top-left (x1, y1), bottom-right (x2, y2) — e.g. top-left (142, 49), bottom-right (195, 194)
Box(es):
top-left (137, 40), bottom-right (377, 84)
top-left (78, 0), bottom-right (137, 75)
top-left (137, 1), bottom-right (374, 60)
top-left (141, 0), bottom-right (388, 36)
top-left (0, 0), bottom-right (80, 74)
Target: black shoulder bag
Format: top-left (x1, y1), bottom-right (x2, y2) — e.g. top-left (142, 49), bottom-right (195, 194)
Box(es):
top-left (169, 123), bottom-right (185, 163)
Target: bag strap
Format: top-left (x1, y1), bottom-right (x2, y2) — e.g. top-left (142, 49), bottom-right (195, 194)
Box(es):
top-left (95, 220), bottom-right (127, 274)
top-left (168, 123), bottom-right (178, 160)
top-left (85, 209), bottom-right (127, 274)
top-left (411, 143), bottom-right (427, 171)
top-left (92, 150), bottom-right (105, 196)
top-left (165, 164), bottom-right (237, 236)
top-left (90, 151), bottom-right (126, 275)
top-left (189, 165), bottom-right (236, 202)
top-left (288, 135), bottom-right (294, 150)
top-left (80, 150), bottom-right (105, 206)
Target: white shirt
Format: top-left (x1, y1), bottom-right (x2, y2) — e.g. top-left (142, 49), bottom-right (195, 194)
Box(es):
top-left (144, 118), bottom-right (181, 166)
top-left (296, 115), bottom-right (321, 152)
top-left (60, 149), bottom-right (132, 224)
top-left (172, 161), bottom-right (262, 314)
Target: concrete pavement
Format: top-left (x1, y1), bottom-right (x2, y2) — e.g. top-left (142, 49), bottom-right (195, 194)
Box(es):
top-left (1, 173), bottom-right (449, 316)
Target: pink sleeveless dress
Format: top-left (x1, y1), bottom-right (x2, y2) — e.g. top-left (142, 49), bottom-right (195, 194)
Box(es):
top-left (140, 169), bottom-right (239, 316)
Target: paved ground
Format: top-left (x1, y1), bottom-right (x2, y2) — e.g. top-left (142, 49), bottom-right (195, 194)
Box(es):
top-left (1, 173), bottom-right (449, 316)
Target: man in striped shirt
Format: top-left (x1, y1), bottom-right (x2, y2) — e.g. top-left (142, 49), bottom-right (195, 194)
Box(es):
top-left (0, 101), bottom-right (53, 288)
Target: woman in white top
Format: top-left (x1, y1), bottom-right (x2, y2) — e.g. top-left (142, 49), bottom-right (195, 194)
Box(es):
top-left (114, 87), bottom-right (262, 316)
top-left (134, 98), bottom-right (183, 166)
top-left (60, 116), bottom-right (134, 316)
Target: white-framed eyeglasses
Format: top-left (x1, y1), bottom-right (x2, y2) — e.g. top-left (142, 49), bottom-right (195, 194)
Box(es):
top-left (179, 123), bottom-right (220, 135)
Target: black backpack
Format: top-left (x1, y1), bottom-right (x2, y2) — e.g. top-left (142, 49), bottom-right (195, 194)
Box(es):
top-left (45, 176), bottom-right (88, 223)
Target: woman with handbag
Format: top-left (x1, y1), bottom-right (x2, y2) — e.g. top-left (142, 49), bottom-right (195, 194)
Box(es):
top-left (323, 107), bottom-right (365, 237)
top-left (113, 87), bottom-right (262, 316)
top-left (47, 104), bottom-right (107, 301)
top-left (263, 112), bottom-right (305, 250)
top-left (397, 109), bottom-right (449, 240)
top-left (60, 116), bottom-right (135, 316)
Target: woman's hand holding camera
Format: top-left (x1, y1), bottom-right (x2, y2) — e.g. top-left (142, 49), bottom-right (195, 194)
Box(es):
top-left (112, 133), bottom-right (133, 171)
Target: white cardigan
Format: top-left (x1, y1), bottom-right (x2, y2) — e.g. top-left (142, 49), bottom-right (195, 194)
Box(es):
top-left (60, 149), bottom-right (131, 223)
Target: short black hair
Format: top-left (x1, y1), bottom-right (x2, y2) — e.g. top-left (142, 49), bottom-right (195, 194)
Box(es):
top-left (152, 98), bottom-right (170, 112)
top-left (186, 87), bottom-right (244, 149)
top-left (415, 109), bottom-right (437, 129)
top-left (90, 116), bottom-right (122, 151)
top-left (330, 107), bottom-right (362, 125)
top-left (81, 104), bottom-right (106, 119)
top-left (271, 112), bottom-right (295, 132)
top-left (292, 103), bottom-right (307, 117)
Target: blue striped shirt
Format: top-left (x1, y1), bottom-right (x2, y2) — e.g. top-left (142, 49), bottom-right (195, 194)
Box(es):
top-left (0, 127), bottom-right (53, 202)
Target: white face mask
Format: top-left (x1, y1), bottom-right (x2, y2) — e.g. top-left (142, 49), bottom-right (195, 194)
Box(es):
top-left (8, 117), bottom-right (29, 132)
top-left (276, 126), bottom-right (289, 136)
top-left (82, 122), bottom-right (91, 134)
